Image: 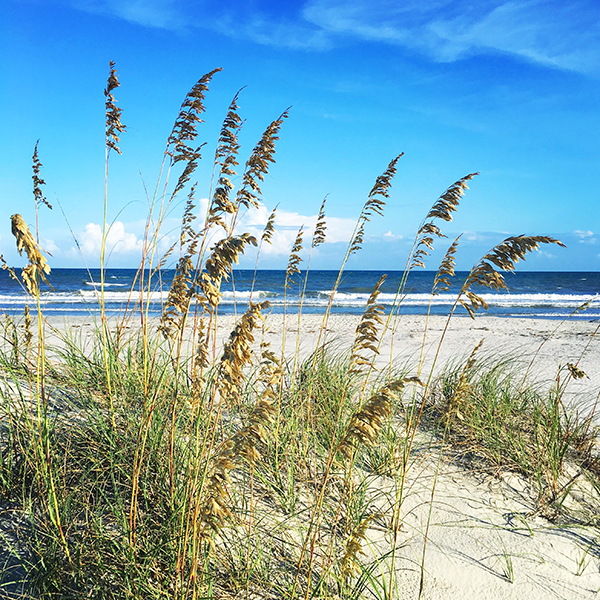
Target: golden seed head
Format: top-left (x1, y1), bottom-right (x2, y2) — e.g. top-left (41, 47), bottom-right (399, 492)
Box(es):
top-left (567, 362), bottom-right (586, 379)
top-left (10, 214), bottom-right (50, 295)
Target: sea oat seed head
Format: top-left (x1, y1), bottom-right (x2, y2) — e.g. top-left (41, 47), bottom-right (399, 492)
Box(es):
top-left (10, 214), bottom-right (51, 295)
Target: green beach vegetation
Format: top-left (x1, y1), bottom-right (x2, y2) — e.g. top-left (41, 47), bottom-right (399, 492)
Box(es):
top-left (1, 63), bottom-right (599, 599)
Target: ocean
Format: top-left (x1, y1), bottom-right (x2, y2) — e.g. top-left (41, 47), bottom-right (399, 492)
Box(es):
top-left (0, 269), bottom-right (599, 320)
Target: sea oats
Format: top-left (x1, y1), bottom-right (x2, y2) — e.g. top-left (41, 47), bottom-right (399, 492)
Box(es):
top-left (167, 70), bottom-right (222, 205)
top-left (217, 301), bottom-right (270, 408)
top-left (566, 362), bottom-right (586, 380)
top-left (425, 173), bottom-right (478, 222)
top-left (459, 235), bottom-right (565, 318)
top-left (205, 92), bottom-right (243, 232)
top-left (171, 152), bottom-right (203, 200)
top-left (158, 255), bottom-right (195, 340)
top-left (285, 226), bottom-right (304, 290)
top-left (235, 109), bottom-right (289, 210)
top-left (256, 340), bottom-right (283, 401)
top-left (348, 154), bottom-right (403, 256)
top-left (312, 197), bottom-right (327, 248)
top-left (432, 235), bottom-right (461, 295)
top-left (180, 184), bottom-right (199, 246)
top-left (338, 377), bottom-right (420, 459)
top-left (32, 141), bottom-right (51, 210)
top-left (10, 214), bottom-right (50, 295)
top-left (167, 68), bottom-right (221, 164)
top-left (261, 206), bottom-right (277, 246)
top-left (349, 274), bottom-right (386, 374)
top-left (339, 514), bottom-right (378, 581)
top-left (447, 339), bottom-right (484, 422)
top-left (158, 185), bottom-right (205, 339)
top-left (196, 370), bottom-right (277, 546)
top-left (199, 234), bottom-right (257, 309)
top-left (104, 61), bottom-right (126, 155)
top-left (23, 304), bottom-right (33, 348)
top-left (411, 174), bottom-right (478, 271)
top-left (190, 319), bottom-right (210, 407)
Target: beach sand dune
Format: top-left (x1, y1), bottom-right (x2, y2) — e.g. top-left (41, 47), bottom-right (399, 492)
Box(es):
top-left (2, 313), bottom-right (599, 598)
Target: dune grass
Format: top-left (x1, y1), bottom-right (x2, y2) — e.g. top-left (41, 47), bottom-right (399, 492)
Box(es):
top-left (0, 62), bottom-right (599, 599)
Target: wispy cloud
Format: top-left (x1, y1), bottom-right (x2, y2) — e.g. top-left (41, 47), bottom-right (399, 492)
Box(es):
top-left (214, 14), bottom-right (332, 50)
top-left (574, 229), bottom-right (596, 244)
top-left (66, 0), bottom-right (600, 74)
top-left (71, 0), bottom-right (184, 29)
top-left (303, 0), bottom-right (600, 74)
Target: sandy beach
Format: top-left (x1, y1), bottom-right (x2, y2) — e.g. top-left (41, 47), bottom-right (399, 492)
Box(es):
top-left (42, 312), bottom-right (600, 408)
top-left (3, 313), bottom-right (600, 598)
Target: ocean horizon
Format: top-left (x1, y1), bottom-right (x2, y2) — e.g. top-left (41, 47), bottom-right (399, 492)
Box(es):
top-left (1, 268), bottom-right (599, 320)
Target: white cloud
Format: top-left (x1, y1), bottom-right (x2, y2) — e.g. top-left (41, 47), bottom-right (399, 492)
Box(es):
top-left (574, 229), bottom-right (596, 244)
top-left (534, 249), bottom-right (556, 260)
top-left (234, 204), bottom-right (357, 256)
top-left (74, 221), bottom-right (144, 258)
top-left (71, 0), bottom-right (183, 29)
top-left (462, 231), bottom-right (491, 242)
top-left (43, 239), bottom-right (60, 254)
top-left (66, 0), bottom-right (600, 74)
top-left (383, 230), bottom-right (402, 240)
top-left (218, 15), bottom-right (332, 50)
top-left (303, 0), bottom-right (600, 74)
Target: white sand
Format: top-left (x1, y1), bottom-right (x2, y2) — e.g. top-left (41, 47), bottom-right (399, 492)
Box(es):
top-left (10, 313), bottom-right (600, 598)
top-left (42, 312), bottom-right (600, 408)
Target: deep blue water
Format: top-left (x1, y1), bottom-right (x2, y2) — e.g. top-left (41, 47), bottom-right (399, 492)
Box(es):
top-left (1, 269), bottom-right (599, 319)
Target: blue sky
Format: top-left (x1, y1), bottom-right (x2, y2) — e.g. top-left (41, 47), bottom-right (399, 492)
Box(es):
top-left (2, 0), bottom-right (600, 271)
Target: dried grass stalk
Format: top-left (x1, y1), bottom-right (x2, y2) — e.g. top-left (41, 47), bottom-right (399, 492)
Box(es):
top-left (261, 206), bottom-right (277, 246)
top-left (312, 198), bottom-right (327, 248)
top-left (257, 340), bottom-right (283, 401)
top-left (349, 274), bottom-right (386, 374)
top-left (432, 235), bottom-right (461, 295)
top-left (411, 174), bottom-right (477, 270)
top-left (104, 61), bottom-right (126, 155)
top-left (339, 514), bottom-right (378, 581)
top-left (566, 363), bottom-right (586, 380)
top-left (447, 339), bottom-right (483, 422)
top-left (199, 233), bottom-right (257, 308)
top-left (158, 256), bottom-right (195, 340)
top-left (459, 235), bottom-right (565, 317)
top-left (217, 301), bottom-right (271, 407)
top-left (205, 92), bottom-right (243, 231)
top-left (171, 151), bottom-right (203, 200)
top-left (167, 68), bottom-right (221, 164)
top-left (235, 110), bottom-right (289, 209)
top-left (158, 186), bottom-right (204, 339)
top-left (338, 377), bottom-right (420, 459)
top-left (194, 310), bottom-right (277, 545)
top-left (349, 154), bottom-right (403, 255)
top-left (166, 69), bottom-right (221, 204)
top-left (180, 184), bottom-right (199, 246)
top-left (190, 319), bottom-right (210, 406)
top-left (23, 305), bottom-right (33, 348)
top-left (196, 391), bottom-right (276, 546)
top-left (10, 214), bottom-right (51, 295)
top-left (32, 141), bottom-right (51, 210)
top-left (285, 227), bottom-right (304, 289)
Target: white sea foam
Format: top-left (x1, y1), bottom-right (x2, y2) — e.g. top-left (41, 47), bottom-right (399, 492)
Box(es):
top-left (0, 291), bottom-right (597, 313)
top-left (84, 281), bottom-right (128, 287)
